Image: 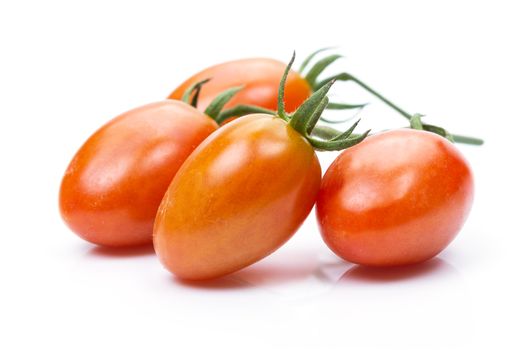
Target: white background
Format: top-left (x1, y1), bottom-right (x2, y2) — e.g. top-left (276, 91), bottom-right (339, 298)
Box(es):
top-left (1, 1), bottom-right (524, 349)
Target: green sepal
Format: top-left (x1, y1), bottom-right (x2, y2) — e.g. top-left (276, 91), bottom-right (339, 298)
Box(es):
top-left (307, 130), bottom-right (370, 151)
top-left (422, 124), bottom-right (454, 142)
top-left (304, 54), bottom-right (343, 88)
top-left (320, 103), bottom-right (367, 124)
top-left (303, 96), bottom-right (329, 135)
top-left (274, 52), bottom-right (369, 152)
top-left (326, 102), bottom-right (368, 110)
top-left (289, 79), bottom-right (335, 133)
top-left (329, 119), bottom-right (361, 141)
top-left (181, 78), bottom-right (211, 107)
top-left (300, 49), bottom-right (483, 146)
top-left (277, 51), bottom-right (295, 121)
top-left (410, 114), bottom-right (424, 130)
top-left (204, 86), bottom-right (243, 122)
top-left (298, 47), bottom-right (335, 74)
top-left (310, 125), bottom-right (342, 140)
top-left (314, 72), bottom-right (353, 91)
top-left (215, 105), bottom-right (274, 124)
top-left (310, 124), bottom-right (369, 143)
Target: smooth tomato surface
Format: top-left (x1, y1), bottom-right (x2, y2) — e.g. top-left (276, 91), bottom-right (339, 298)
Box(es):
top-left (60, 100), bottom-right (218, 247)
top-left (169, 58), bottom-right (311, 113)
top-left (316, 129), bottom-right (474, 266)
top-left (154, 114), bottom-right (321, 280)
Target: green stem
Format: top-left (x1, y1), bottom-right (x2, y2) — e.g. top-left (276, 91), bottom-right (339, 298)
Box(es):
top-left (298, 47), bottom-right (335, 74)
top-left (304, 54), bottom-right (343, 88)
top-left (410, 114), bottom-right (424, 130)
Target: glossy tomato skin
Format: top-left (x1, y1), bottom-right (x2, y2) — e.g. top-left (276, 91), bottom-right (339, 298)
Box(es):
top-left (59, 100), bottom-right (218, 247)
top-left (169, 58), bottom-right (311, 114)
top-left (316, 129), bottom-right (474, 266)
top-left (154, 114), bottom-right (321, 280)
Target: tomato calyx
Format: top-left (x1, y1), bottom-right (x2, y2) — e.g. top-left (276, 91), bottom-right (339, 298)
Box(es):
top-left (181, 78), bottom-right (282, 125)
top-left (275, 52), bottom-right (370, 152)
top-left (215, 105), bottom-right (275, 124)
top-left (181, 80), bottom-right (249, 123)
top-left (410, 113), bottom-right (484, 144)
top-left (301, 48), bottom-right (483, 145)
top-left (409, 113), bottom-right (453, 142)
top-left (298, 47), bottom-right (368, 116)
top-left (181, 78), bottom-right (211, 108)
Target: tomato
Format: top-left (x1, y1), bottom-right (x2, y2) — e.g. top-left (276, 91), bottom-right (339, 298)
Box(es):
top-left (153, 114), bottom-right (322, 280)
top-left (154, 53), bottom-right (368, 280)
top-left (59, 100), bottom-right (218, 247)
top-left (316, 129), bottom-right (474, 266)
top-left (169, 58), bottom-right (311, 113)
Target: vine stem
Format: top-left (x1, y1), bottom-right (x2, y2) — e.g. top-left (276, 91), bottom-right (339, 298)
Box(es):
top-left (311, 125), bottom-right (484, 146)
top-left (302, 48), bottom-right (483, 146)
top-left (349, 74), bottom-right (483, 145)
top-left (349, 75), bottom-right (412, 120)
top-left (450, 134), bottom-right (484, 145)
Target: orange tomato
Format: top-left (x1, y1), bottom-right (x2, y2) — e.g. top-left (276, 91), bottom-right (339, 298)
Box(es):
top-left (316, 129), bottom-right (474, 266)
top-left (169, 58), bottom-right (311, 113)
top-left (59, 101), bottom-right (218, 247)
top-left (154, 114), bottom-right (321, 280)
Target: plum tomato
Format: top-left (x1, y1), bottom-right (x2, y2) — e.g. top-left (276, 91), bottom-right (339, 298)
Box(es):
top-left (169, 58), bottom-right (311, 114)
top-left (153, 114), bottom-right (322, 279)
top-left (316, 129), bottom-right (474, 266)
top-left (59, 100), bottom-right (218, 247)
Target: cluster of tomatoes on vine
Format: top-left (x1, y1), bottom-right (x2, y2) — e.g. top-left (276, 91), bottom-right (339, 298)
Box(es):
top-left (59, 49), bottom-right (482, 281)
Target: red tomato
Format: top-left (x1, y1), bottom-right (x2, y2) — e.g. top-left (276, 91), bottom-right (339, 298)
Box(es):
top-left (316, 129), bottom-right (474, 266)
top-left (168, 58), bottom-right (311, 113)
top-left (59, 101), bottom-right (218, 247)
top-left (154, 114), bottom-right (321, 280)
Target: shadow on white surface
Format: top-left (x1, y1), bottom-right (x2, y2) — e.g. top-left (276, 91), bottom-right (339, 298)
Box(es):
top-left (234, 249), bottom-right (319, 286)
top-left (88, 244), bottom-right (156, 258)
top-left (172, 250), bottom-right (319, 291)
top-left (77, 237), bottom-right (463, 301)
top-left (313, 256), bottom-right (461, 288)
top-left (164, 253), bottom-right (460, 302)
top-left (338, 258), bottom-right (451, 284)
top-left (174, 275), bottom-right (254, 290)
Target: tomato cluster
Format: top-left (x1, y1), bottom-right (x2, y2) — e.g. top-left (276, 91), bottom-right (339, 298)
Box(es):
top-left (60, 50), bottom-right (479, 281)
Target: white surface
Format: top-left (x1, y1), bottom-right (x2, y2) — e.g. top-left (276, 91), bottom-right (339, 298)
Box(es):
top-left (1, 1), bottom-right (524, 349)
